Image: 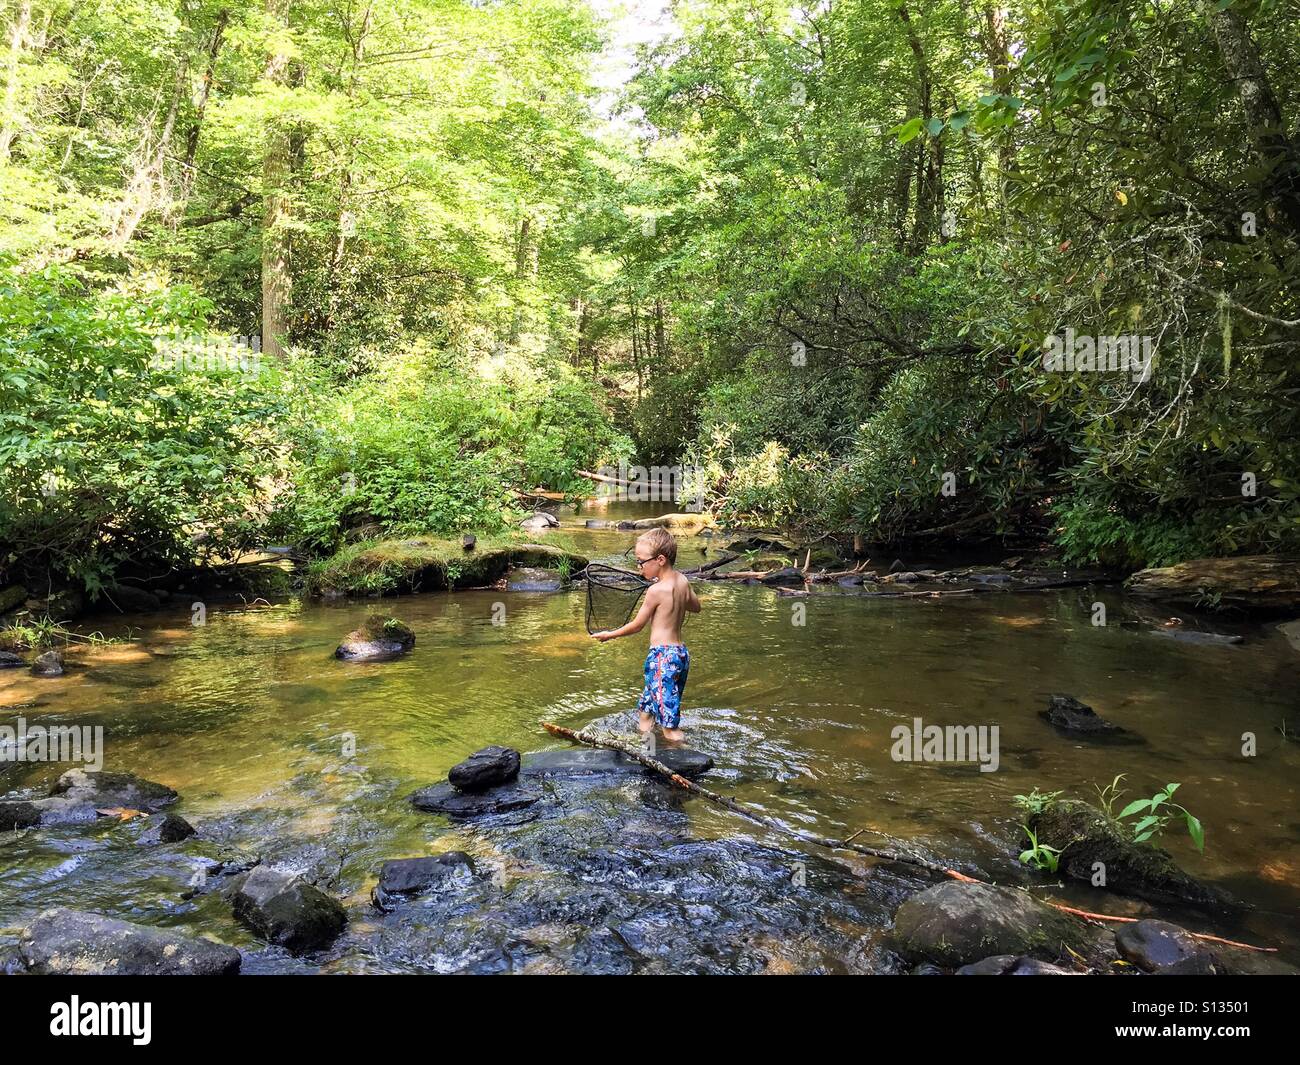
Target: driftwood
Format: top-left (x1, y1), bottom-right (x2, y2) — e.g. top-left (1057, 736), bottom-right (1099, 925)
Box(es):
top-left (680, 551), bottom-right (738, 576)
top-left (540, 722), bottom-right (1275, 955)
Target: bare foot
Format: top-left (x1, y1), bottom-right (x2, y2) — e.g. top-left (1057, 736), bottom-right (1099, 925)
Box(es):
top-left (637, 712), bottom-right (655, 734)
top-left (661, 727), bottom-right (685, 744)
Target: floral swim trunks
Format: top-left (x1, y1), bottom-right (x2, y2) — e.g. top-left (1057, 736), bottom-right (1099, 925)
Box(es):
top-left (637, 644), bottom-right (690, 729)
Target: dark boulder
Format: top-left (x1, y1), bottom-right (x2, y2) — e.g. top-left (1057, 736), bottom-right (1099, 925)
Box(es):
top-left (0, 801), bottom-right (40, 831)
top-left (335, 614), bottom-right (416, 662)
top-left (409, 780), bottom-right (542, 818)
top-left (1126, 555), bottom-right (1300, 616)
top-left (889, 881), bottom-right (1112, 968)
top-left (105, 584), bottom-right (162, 613)
top-left (226, 866), bottom-right (347, 953)
top-left (521, 746), bottom-right (713, 781)
top-left (448, 745), bottom-right (521, 792)
top-left (372, 853), bottom-right (475, 911)
top-left (1114, 919), bottom-right (1219, 974)
top-left (19, 908), bottom-right (240, 975)
top-left (31, 650), bottom-right (64, 677)
top-left (462, 533), bottom-right (477, 550)
top-left (1030, 800), bottom-right (1237, 910)
top-left (0, 650), bottom-right (23, 668)
top-left (1040, 694), bottom-right (1125, 735)
top-left (760, 567), bottom-right (806, 587)
top-left (159, 813), bottom-right (196, 842)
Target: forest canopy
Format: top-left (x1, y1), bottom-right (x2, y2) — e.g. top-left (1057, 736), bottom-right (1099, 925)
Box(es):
top-left (1, 0), bottom-right (1297, 596)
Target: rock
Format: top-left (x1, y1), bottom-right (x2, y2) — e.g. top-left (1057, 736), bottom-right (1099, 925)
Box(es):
top-left (506, 567), bottom-right (565, 592)
top-left (837, 575), bottom-right (864, 587)
top-left (227, 866), bottom-right (347, 953)
top-left (372, 853), bottom-right (475, 911)
top-left (0, 584), bottom-right (27, 614)
top-left (1039, 694), bottom-right (1125, 735)
top-left (1149, 627), bottom-right (1243, 646)
top-left (889, 881), bottom-right (1110, 968)
top-left (1277, 618), bottom-right (1300, 653)
top-left (889, 558), bottom-right (906, 574)
top-left (881, 571), bottom-right (923, 583)
top-left (1114, 919), bottom-right (1219, 974)
top-left (409, 780), bottom-right (542, 818)
top-left (630, 513), bottom-right (714, 531)
top-left (760, 567), bottom-right (806, 587)
top-left (159, 813), bottom-right (196, 842)
top-left (31, 650), bottom-right (64, 677)
top-left (25, 587), bottom-right (83, 621)
top-left (522, 746), bottom-right (713, 780)
top-left (0, 801), bottom-right (40, 830)
top-left (1030, 800), bottom-right (1236, 910)
top-left (19, 908), bottom-right (240, 975)
top-left (335, 614), bottom-right (416, 661)
top-left (1126, 555), bottom-right (1300, 615)
top-left (448, 745), bottom-right (521, 792)
top-left (105, 584), bottom-right (162, 613)
top-left (520, 511), bottom-right (560, 531)
top-left (0, 650), bottom-right (23, 668)
top-left (956, 954), bottom-right (1079, 975)
top-left (0, 768), bottom-right (178, 828)
top-left (462, 533), bottom-right (477, 551)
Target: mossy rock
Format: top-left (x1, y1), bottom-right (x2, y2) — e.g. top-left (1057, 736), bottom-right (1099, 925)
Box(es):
top-left (889, 881), bottom-right (1112, 968)
top-left (0, 585), bottom-right (27, 614)
top-left (1030, 799), bottom-right (1237, 911)
top-left (309, 535), bottom-right (588, 597)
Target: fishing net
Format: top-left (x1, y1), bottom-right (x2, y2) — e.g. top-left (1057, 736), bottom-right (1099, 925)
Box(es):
top-left (583, 562), bottom-right (650, 635)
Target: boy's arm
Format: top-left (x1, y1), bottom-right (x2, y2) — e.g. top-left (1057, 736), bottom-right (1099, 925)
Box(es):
top-left (592, 587), bottom-right (658, 641)
top-left (685, 575), bottom-right (701, 613)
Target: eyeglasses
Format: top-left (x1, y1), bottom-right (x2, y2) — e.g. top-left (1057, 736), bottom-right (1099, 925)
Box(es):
top-left (633, 556), bottom-right (654, 567)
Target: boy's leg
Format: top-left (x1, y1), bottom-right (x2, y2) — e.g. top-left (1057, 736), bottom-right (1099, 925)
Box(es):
top-left (658, 646), bottom-right (689, 744)
top-left (638, 712), bottom-right (655, 733)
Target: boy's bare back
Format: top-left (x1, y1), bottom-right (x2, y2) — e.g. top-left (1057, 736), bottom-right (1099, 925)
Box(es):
top-left (645, 569), bottom-right (694, 646)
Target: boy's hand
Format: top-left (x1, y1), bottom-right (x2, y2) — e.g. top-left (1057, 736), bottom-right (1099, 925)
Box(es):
top-left (591, 630), bottom-right (615, 642)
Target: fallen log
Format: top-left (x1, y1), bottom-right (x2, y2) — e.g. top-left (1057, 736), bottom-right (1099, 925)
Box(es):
top-left (540, 722), bottom-right (1275, 955)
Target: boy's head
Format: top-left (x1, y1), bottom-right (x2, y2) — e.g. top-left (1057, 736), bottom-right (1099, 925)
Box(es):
top-left (635, 528), bottom-right (677, 578)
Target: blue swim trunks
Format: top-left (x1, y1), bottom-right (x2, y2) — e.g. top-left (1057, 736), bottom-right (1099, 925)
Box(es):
top-left (637, 644), bottom-right (690, 729)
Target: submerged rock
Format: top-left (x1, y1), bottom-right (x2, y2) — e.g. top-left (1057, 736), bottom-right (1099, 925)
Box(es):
top-left (889, 881), bottom-right (1111, 968)
top-left (372, 853), bottom-right (475, 912)
top-left (956, 954), bottom-right (1080, 975)
top-left (19, 907), bottom-right (240, 975)
top-left (31, 650), bottom-right (64, 677)
top-left (1030, 800), bottom-right (1236, 910)
top-left (227, 866), bottom-right (347, 953)
top-left (0, 650), bottom-right (23, 668)
top-left (448, 746), bottom-right (521, 792)
top-left (1149, 627), bottom-right (1243, 646)
top-left (0, 768), bottom-right (178, 828)
top-left (409, 780), bottom-right (542, 818)
top-left (760, 567), bottom-right (806, 587)
top-left (505, 567), bottom-right (566, 592)
top-left (522, 746), bottom-right (714, 781)
top-left (1039, 694), bottom-right (1125, 735)
top-left (335, 614), bottom-right (416, 661)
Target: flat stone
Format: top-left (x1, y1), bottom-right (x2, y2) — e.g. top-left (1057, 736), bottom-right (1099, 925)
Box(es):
top-left (956, 954), bottom-right (1079, 975)
top-left (19, 908), bottom-right (240, 975)
top-left (8, 769), bottom-right (178, 827)
top-left (409, 780), bottom-right (542, 818)
top-left (448, 745), bottom-right (521, 792)
top-left (1114, 919), bottom-right (1218, 974)
top-left (522, 746), bottom-right (713, 780)
top-left (373, 853), bottom-right (475, 911)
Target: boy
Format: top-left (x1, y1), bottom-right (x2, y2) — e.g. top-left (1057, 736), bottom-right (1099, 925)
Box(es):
top-left (591, 528), bottom-right (701, 743)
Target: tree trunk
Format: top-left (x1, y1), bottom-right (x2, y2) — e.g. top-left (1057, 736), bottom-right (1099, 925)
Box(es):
top-left (980, 4), bottom-right (1017, 196)
top-left (654, 298), bottom-right (668, 360)
top-left (261, 0), bottom-right (293, 360)
top-left (180, 9), bottom-right (229, 202)
top-left (897, 3), bottom-right (937, 252)
top-left (109, 59), bottom-right (188, 249)
top-left (0, 1), bottom-right (32, 161)
top-left (1203, 2), bottom-right (1300, 238)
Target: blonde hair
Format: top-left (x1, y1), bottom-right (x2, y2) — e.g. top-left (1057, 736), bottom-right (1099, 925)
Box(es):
top-left (637, 528), bottom-right (677, 564)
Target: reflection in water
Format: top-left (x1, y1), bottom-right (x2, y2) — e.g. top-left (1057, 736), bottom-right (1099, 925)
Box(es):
top-left (2, 501), bottom-right (1298, 968)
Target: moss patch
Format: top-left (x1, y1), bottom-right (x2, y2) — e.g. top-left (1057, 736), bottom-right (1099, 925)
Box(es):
top-left (307, 534), bottom-right (589, 597)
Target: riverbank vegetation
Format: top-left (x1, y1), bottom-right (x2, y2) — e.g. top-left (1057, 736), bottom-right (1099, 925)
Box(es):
top-left (2, 0), bottom-right (1297, 605)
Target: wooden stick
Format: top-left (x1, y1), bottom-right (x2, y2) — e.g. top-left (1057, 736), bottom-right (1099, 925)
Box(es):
top-left (540, 722), bottom-right (1276, 955)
